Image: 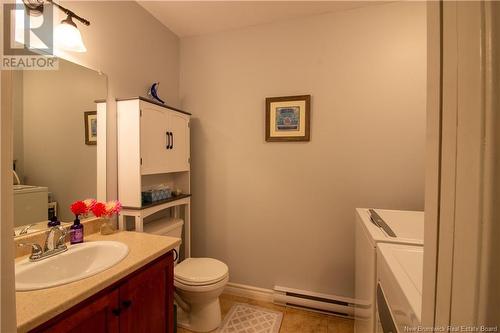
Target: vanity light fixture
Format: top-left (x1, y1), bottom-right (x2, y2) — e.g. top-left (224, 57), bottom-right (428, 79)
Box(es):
top-left (23, 0), bottom-right (90, 52)
top-left (54, 13), bottom-right (88, 52)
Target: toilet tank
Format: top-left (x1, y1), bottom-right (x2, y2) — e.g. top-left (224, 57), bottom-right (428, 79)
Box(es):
top-left (143, 217), bottom-right (183, 263)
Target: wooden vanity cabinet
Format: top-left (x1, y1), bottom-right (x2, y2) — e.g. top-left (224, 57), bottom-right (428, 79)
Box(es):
top-left (31, 251), bottom-right (174, 333)
top-left (119, 251), bottom-right (172, 333)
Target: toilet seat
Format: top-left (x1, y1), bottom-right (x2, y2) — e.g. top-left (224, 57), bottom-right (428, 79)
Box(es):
top-left (174, 258), bottom-right (229, 286)
top-left (174, 275), bottom-right (229, 293)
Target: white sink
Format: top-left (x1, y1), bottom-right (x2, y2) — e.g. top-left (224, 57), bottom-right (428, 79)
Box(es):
top-left (15, 241), bottom-right (129, 291)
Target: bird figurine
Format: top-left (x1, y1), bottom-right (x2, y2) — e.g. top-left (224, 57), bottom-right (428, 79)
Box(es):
top-left (147, 82), bottom-right (165, 104)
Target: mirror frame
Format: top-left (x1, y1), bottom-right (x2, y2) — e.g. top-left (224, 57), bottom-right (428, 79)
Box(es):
top-left (9, 57), bottom-right (108, 237)
top-left (96, 99), bottom-right (107, 202)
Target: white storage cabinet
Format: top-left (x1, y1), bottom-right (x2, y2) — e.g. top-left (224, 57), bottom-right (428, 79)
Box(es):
top-left (117, 97), bottom-right (190, 208)
top-left (117, 97), bottom-right (192, 257)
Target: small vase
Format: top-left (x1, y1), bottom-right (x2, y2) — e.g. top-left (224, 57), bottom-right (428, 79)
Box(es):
top-left (100, 218), bottom-right (116, 235)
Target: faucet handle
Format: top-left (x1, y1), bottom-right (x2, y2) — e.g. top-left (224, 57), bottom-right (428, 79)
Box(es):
top-left (18, 242), bottom-right (43, 260)
top-left (55, 225), bottom-right (68, 249)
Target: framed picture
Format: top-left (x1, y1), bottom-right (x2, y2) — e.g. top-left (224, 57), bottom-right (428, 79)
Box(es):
top-left (84, 111), bottom-right (97, 145)
top-left (265, 95), bottom-right (310, 142)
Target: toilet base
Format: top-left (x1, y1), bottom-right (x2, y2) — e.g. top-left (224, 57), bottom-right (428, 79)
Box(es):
top-left (176, 298), bottom-right (222, 332)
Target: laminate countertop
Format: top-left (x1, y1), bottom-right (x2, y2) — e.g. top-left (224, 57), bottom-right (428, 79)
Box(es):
top-left (16, 231), bottom-right (181, 332)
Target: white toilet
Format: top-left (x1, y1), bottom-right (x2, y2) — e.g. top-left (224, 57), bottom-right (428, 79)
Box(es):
top-left (144, 217), bottom-right (229, 332)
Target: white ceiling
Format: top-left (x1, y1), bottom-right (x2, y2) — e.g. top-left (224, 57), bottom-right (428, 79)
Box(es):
top-left (138, 1), bottom-right (386, 38)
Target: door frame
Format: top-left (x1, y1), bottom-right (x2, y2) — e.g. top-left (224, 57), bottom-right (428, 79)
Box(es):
top-left (0, 69), bottom-right (17, 333)
top-left (423, 0), bottom-right (497, 327)
top-left (422, 0), bottom-right (442, 327)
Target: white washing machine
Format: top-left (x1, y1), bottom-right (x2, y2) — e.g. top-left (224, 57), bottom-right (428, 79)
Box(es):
top-left (354, 208), bottom-right (424, 333)
top-left (13, 185), bottom-right (48, 227)
top-left (376, 243), bottom-right (423, 332)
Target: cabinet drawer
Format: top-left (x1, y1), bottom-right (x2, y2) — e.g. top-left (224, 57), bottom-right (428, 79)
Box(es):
top-left (33, 290), bottom-right (120, 333)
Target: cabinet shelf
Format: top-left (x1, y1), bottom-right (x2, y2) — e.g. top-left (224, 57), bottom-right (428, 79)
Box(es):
top-left (123, 194), bottom-right (191, 210)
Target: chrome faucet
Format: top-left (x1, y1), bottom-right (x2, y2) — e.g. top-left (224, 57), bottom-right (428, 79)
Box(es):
top-left (45, 225), bottom-right (67, 251)
top-left (13, 224), bottom-right (35, 237)
top-left (19, 224), bottom-right (35, 236)
top-left (18, 242), bottom-right (43, 261)
top-left (18, 225), bottom-right (68, 262)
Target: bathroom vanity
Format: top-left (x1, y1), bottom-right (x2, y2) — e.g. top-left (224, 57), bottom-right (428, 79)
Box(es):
top-left (32, 253), bottom-right (173, 333)
top-left (16, 231), bottom-right (181, 333)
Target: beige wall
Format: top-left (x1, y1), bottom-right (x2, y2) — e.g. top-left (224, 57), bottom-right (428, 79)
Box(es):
top-left (58, 1), bottom-right (181, 201)
top-left (18, 60), bottom-right (106, 222)
top-left (180, 2), bottom-right (426, 297)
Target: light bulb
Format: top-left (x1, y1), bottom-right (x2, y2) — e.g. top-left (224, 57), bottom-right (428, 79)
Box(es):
top-left (54, 16), bottom-right (86, 52)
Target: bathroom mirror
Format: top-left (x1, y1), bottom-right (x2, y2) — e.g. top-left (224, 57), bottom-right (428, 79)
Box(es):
top-left (12, 58), bottom-right (107, 237)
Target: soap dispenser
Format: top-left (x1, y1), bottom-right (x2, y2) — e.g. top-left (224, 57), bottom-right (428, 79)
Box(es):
top-left (47, 215), bottom-right (60, 228)
top-left (70, 216), bottom-right (84, 244)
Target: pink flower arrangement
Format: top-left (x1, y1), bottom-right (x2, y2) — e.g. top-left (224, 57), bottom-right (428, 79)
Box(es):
top-left (70, 200), bottom-right (87, 217)
top-left (72, 199), bottom-right (122, 219)
top-left (104, 200), bottom-right (122, 218)
top-left (83, 198), bottom-right (97, 211)
top-left (91, 202), bottom-right (107, 218)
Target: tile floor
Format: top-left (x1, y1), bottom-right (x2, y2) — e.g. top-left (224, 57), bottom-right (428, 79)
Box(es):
top-left (177, 293), bottom-right (354, 333)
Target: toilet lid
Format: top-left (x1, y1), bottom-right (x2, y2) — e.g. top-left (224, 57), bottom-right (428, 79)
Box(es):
top-left (174, 258), bottom-right (228, 286)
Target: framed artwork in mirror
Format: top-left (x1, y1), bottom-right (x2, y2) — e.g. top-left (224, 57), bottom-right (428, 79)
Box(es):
top-left (265, 95), bottom-right (310, 142)
top-left (84, 111), bottom-right (97, 145)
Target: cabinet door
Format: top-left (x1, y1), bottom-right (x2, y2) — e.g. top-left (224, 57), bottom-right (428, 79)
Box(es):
top-left (168, 112), bottom-right (190, 172)
top-left (119, 252), bottom-right (174, 333)
top-left (34, 289), bottom-right (120, 333)
top-left (140, 105), bottom-right (170, 175)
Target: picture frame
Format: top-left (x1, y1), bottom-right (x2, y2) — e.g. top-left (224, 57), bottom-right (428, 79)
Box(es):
top-left (84, 111), bottom-right (97, 145)
top-left (265, 95), bottom-right (310, 142)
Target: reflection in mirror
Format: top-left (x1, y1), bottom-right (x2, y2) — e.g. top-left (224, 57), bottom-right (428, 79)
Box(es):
top-left (12, 59), bottom-right (106, 237)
